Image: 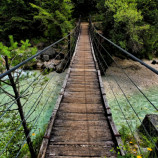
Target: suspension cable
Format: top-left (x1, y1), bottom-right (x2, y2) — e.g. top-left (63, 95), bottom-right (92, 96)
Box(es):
top-left (0, 26), bottom-right (79, 156)
top-left (92, 30), bottom-right (158, 111)
top-left (0, 29), bottom-right (79, 119)
top-left (90, 29), bottom-right (158, 151)
top-left (14, 47), bottom-right (74, 158)
top-left (88, 20), bottom-right (158, 75)
top-left (93, 44), bottom-right (143, 155)
top-left (0, 23), bottom-right (80, 80)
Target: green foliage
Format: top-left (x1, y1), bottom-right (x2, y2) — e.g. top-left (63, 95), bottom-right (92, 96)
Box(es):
top-left (95, 0), bottom-right (158, 58)
top-left (0, 36), bottom-right (37, 157)
top-left (0, 0), bottom-right (35, 41)
top-left (0, 0), bottom-right (74, 44)
top-left (0, 35), bottom-right (37, 69)
top-left (0, 110), bottom-right (24, 158)
top-left (30, 0), bottom-right (74, 41)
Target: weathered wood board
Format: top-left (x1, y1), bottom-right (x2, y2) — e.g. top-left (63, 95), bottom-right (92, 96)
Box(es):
top-left (38, 23), bottom-right (124, 158)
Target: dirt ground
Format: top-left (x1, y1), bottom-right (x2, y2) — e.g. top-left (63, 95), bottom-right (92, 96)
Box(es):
top-left (102, 57), bottom-right (158, 96)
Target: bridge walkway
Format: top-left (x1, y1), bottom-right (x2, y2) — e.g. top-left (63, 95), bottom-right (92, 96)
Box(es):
top-left (39, 23), bottom-right (121, 158)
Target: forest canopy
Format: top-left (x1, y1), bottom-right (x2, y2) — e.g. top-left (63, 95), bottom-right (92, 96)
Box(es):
top-left (94, 0), bottom-right (158, 58)
top-left (0, 0), bottom-right (157, 58)
top-left (0, 0), bottom-right (73, 43)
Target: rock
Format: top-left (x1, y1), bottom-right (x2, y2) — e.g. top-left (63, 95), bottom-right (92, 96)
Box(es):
top-left (56, 59), bottom-right (68, 73)
top-left (139, 114), bottom-right (158, 137)
top-left (36, 55), bottom-right (41, 60)
top-left (151, 60), bottom-right (157, 65)
top-left (36, 42), bottom-right (46, 50)
top-left (42, 47), bottom-right (56, 59)
top-left (139, 114), bottom-right (158, 158)
top-left (52, 59), bottom-right (61, 66)
top-left (48, 65), bottom-right (55, 70)
top-left (36, 62), bottom-right (43, 70)
top-left (55, 53), bottom-right (65, 60)
top-left (43, 62), bottom-right (55, 70)
top-left (43, 55), bottom-right (49, 62)
top-left (37, 47), bottom-right (57, 61)
top-left (36, 50), bottom-right (42, 60)
top-left (23, 61), bottom-right (37, 70)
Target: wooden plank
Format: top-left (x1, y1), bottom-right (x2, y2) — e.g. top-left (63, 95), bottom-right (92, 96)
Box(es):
top-left (59, 103), bottom-right (104, 113)
top-left (56, 112), bottom-right (106, 121)
top-left (39, 23), bottom-right (123, 158)
top-left (46, 145), bottom-right (116, 157)
top-left (89, 35), bottom-right (125, 156)
top-left (49, 141), bottom-right (114, 146)
top-left (38, 24), bottom-right (82, 158)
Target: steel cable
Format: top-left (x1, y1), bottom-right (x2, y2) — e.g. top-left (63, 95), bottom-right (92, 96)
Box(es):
top-left (88, 19), bottom-right (158, 75)
top-left (92, 30), bottom-right (158, 111)
top-left (14, 48), bottom-right (74, 158)
top-left (0, 30), bottom-right (78, 119)
top-left (93, 44), bottom-right (143, 155)
top-left (91, 30), bottom-right (158, 151)
top-left (0, 28), bottom-right (79, 155)
top-left (0, 24), bottom-right (80, 79)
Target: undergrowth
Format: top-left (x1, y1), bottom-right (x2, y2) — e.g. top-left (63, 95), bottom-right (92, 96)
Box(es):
top-left (118, 125), bottom-right (158, 158)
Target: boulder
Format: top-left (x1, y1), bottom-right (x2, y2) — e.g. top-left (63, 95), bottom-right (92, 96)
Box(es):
top-left (42, 47), bottom-right (56, 59)
top-left (36, 62), bottom-right (43, 70)
top-left (151, 60), bottom-right (157, 65)
top-left (36, 50), bottom-right (42, 60)
top-left (43, 62), bottom-right (55, 70)
top-left (23, 61), bottom-right (37, 70)
top-left (139, 114), bottom-right (158, 157)
top-left (55, 53), bottom-right (65, 60)
top-left (37, 47), bottom-right (57, 61)
top-left (43, 55), bottom-right (49, 62)
top-left (139, 114), bottom-right (158, 137)
top-left (38, 61), bottom-right (56, 72)
top-left (56, 59), bottom-right (68, 73)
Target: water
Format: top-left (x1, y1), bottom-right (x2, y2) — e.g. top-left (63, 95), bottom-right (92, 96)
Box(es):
top-left (102, 76), bottom-right (158, 131)
top-left (24, 70), bottom-right (67, 135)
top-left (0, 70), bottom-right (66, 156)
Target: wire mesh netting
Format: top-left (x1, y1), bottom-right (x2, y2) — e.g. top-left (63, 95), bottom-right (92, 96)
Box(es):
top-left (0, 20), bottom-right (81, 158)
top-left (89, 18), bottom-right (158, 157)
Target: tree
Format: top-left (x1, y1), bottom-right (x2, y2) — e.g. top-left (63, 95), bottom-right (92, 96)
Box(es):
top-left (0, 36), bottom-right (37, 157)
top-left (0, 0), bottom-right (36, 42)
top-left (0, 0), bottom-right (74, 44)
top-left (30, 0), bottom-right (74, 41)
top-left (136, 0), bottom-right (158, 57)
top-left (95, 0), bottom-right (157, 58)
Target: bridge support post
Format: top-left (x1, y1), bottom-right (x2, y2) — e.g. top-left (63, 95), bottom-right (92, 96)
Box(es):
top-left (68, 33), bottom-right (71, 63)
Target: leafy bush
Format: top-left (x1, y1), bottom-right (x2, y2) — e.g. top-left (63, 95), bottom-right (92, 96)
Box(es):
top-left (94, 0), bottom-right (158, 58)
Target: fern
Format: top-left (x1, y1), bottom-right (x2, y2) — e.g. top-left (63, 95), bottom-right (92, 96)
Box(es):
top-left (10, 17), bottom-right (31, 23)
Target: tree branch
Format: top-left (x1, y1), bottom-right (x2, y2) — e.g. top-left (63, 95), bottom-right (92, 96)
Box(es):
top-left (0, 87), bottom-right (15, 98)
top-left (0, 109), bottom-right (18, 112)
top-left (0, 79), bottom-right (11, 86)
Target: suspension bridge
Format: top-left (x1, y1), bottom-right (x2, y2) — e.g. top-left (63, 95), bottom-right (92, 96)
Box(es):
top-left (38, 23), bottom-right (123, 158)
top-left (0, 19), bottom-right (157, 158)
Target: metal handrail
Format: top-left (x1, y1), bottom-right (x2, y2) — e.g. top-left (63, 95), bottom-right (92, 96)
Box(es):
top-left (0, 21), bottom-right (81, 79)
top-left (89, 17), bottom-right (158, 75)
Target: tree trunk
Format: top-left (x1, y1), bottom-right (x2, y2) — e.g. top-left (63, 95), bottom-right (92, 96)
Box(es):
top-left (4, 56), bottom-right (36, 158)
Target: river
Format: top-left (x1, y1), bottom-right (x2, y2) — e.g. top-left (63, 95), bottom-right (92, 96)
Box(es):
top-left (102, 57), bottom-right (158, 131)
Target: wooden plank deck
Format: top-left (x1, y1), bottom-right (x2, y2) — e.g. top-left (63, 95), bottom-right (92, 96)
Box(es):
top-left (38, 23), bottom-right (124, 158)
